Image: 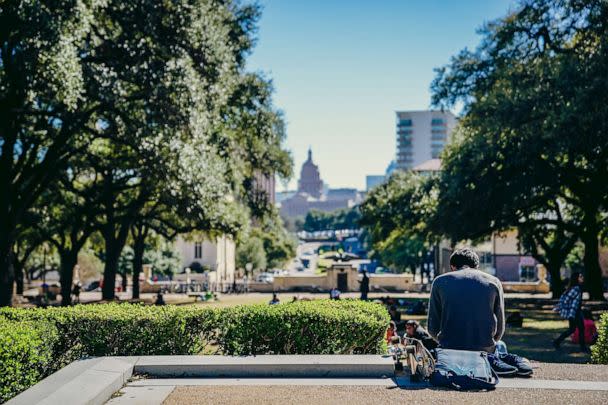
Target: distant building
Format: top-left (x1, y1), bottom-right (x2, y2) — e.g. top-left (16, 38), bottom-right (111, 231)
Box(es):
top-left (276, 191), bottom-right (296, 204)
top-left (279, 148), bottom-right (362, 218)
top-left (175, 235), bottom-right (235, 291)
top-left (327, 188), bottom-right (361, 202)
top-left (366, 175), bottom-right (385, 191)
top-left (298, 148), bottom-right (323, 198)
top-left (395, 110), bottom-right (456, 170)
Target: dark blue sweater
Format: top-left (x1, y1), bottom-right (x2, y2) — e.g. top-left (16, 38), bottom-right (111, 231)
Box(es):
top-left (427, 268), bottom-right (505, 352)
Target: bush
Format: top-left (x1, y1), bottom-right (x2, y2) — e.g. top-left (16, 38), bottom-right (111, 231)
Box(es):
top-left (0, 319), bottom-right (58, 403)
top-left (216, 299), bottom-right (389, 355)
top-left (0, 300), bottom-right (388, 402)
top-left (0, 304), bottom-right (219, 366)
top-left (592, 312), bottom-right (608, 364)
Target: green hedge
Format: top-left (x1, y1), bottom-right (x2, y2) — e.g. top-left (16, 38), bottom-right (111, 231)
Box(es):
top-left (217, 299), bottom-right (389, 355)
top-left (0, 304), bottom-right (219, 367)
top-left (592, 312), bottom-right (608, 364)
top-left (0, 300), bottom-right (388, 402)
top-left (0, 319), bottom-right (58, 403)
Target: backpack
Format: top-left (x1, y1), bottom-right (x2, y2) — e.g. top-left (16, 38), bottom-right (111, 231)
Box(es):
top-left (430, 348), bottom-right (498, 391)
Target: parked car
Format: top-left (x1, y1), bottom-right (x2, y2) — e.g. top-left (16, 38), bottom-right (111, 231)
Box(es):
top-left (255, 273), bottom-right (274, 283)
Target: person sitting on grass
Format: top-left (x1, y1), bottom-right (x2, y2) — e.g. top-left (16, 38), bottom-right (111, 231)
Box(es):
top-left (404, 320), bottom-right (438, 351)
top-left (427, 248), bottom-right (532, 377)
top-left (155, 291), bottom-right (165, 306)
top-left (269, 293), bottom-right (280, 305)
top-left (386, 321), bottom-right (398, 344)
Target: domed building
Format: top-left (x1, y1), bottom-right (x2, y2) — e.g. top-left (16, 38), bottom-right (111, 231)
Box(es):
top-left (298, 148), bottom-right (323, 198)
top-left (280, 148), bottom-right (362, 218)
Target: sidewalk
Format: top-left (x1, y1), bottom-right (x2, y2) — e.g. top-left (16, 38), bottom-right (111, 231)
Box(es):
top-left (106, 360), bottom-right (608, 405)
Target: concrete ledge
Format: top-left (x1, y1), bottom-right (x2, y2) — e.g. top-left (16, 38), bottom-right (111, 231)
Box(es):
top-left (7, 357), bottom-right (137, 405)
top-left (134, 355), bottom-right (395, 378)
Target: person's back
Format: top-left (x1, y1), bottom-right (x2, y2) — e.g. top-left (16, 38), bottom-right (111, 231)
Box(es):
top-left (427, 248), bottom-right (504, 353)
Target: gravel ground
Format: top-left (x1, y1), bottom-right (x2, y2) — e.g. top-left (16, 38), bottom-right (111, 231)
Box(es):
top-left (162, 386), bottom-right (608, 405)
top-left (530, 362), bottom-right (608, 382)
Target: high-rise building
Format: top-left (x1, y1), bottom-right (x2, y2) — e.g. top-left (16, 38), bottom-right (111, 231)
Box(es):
top-left (395, 110), bottom-right (456, 170)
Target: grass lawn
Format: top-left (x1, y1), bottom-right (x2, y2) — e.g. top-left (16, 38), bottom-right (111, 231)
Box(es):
top-left (500, 298), bottom-right (607, 364)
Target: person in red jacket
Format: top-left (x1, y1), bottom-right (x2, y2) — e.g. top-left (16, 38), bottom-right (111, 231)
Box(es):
top-left (572, 308), bottom-right (598, 345)
top-left (386, 321), bottom-right (397, 344)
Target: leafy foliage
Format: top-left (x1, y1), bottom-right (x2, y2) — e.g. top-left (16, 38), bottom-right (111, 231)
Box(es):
top-left (360, 172), bottom-right (438, 273)
top-left (592, 312), bottom-right (608, 364)
top-left (236, 236), bottom-right (267, 272)
top-left (217, 299), bottom-right (389, 355)
top-left (430, 0), bottom-right (608, 298)
top-left (0, 300), bottom-right (388, 401)
top-left (0, 0), bottom-right (293, 305)
top-left (303, 208), bottom-right (362, 232)
top-left (0, 319), bottom-right (58, 403)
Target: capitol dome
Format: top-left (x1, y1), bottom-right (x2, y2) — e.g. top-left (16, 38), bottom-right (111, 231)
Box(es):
top-left (298, 148), bottom-right (323, 199)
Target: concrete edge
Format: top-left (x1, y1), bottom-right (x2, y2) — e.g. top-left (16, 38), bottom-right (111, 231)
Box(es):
top-left (6, 357), bottom-right (137, 405)
top-left (133, 355), bottom-right (395, 378)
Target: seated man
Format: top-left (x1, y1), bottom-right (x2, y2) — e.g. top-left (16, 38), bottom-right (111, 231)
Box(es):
top-left (404, 320), bottom-right (437, 351)
top-left (427, 248), bottom-right (531, 376)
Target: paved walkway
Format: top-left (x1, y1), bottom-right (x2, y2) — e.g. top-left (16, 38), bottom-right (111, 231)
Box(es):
top-left (107, 363), bottom-right (608, 405)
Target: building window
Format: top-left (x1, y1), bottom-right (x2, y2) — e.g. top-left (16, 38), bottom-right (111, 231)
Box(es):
top-left (194, 242), bottom-right (202, 259)
top-left (431, 118), bottom-right (445, 126)
top-left (398, 119), bottom-right (413, 127)
top-left (519, 265), bottom-right (538, 282)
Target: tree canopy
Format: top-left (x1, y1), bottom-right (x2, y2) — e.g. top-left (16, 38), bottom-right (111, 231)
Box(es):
top-left (431, 0), bottom-right (608, 298)
top-left (0, 0), bottom-right (293, 305)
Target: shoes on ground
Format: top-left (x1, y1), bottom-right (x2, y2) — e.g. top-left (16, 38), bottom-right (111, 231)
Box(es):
top-left (487, 353), bottom-right (518, 377)
top-left (499, 353), bottom-right (533, 377)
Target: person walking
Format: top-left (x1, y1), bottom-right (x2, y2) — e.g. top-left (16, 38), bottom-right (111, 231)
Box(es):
top-left (553, 272), bottom-right (589, 353)
top-left (359, 270), bottom-right (370, 300)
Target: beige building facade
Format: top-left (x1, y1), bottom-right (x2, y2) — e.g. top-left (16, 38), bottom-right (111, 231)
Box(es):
top-left (175, 235), bottom-right (236, 291)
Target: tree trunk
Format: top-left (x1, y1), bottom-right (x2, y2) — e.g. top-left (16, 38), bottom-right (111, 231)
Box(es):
top-left (0, 245), bottom-right (15, 307)
top-left (132, 234), bottom-right (145, 300)
top-left (545, 262), bottom-right (563, 299)
top-left (121, 269), bottom-right (128, 293)
top-left (59, 251), bottom-right (78, 306)
top-left (102, 242), bottom-right (121, 300)
top-left (14, 260), bottom-right (24, 295)
top-left (582, 224), bottom-right (604, 300)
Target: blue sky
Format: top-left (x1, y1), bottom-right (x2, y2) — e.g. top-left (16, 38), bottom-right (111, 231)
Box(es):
top-left (246, 0), bottom-right (516, 191)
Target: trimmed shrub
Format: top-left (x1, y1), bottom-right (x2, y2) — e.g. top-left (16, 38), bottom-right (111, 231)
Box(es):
top-left (0, 300), bottom-right (389, 402)
top-left (0, 304), bottom-right (218, 366)
top-left (216, 299), bottom-right (389, 355)
top-left (0, 319), bottom-right (58, 403)
top-left (591, 312), bottom-right (608, 364)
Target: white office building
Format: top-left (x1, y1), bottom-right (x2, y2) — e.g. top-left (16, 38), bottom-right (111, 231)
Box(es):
top-left (395, 110), bottom-right (456, 170)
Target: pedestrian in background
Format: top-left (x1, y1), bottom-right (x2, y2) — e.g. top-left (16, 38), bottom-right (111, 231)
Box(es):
top-left (553, 272), bottom-right (588, 353)
top-left (359, 270), bottom-right (370, 300)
